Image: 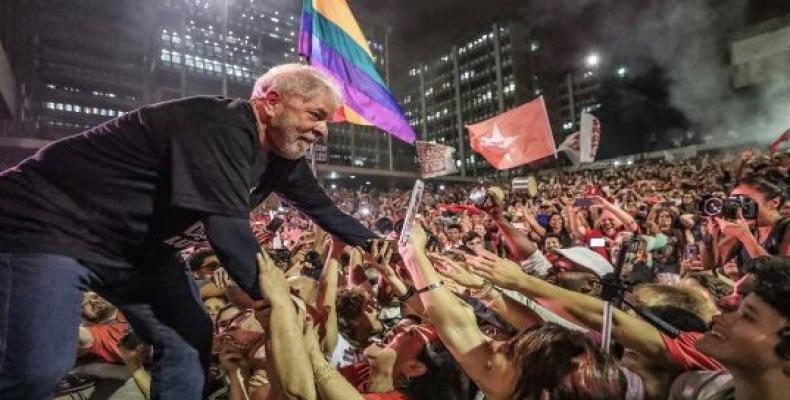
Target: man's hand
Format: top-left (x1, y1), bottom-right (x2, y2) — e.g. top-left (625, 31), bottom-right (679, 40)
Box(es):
top-left (483, 186), bottom-right (506, 216)
top-left (429, 253), bottom-right (485, 289)
top-left (370, 240), bottom-right (395, 276)
top-left (468, 249), bottom-right (526, 290)
top-left (257, 250), bottom-right (291, 305)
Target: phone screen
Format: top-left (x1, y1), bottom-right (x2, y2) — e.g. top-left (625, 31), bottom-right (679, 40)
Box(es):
top-left (684, 244), bottom-right (700, 259)
top-left (399, 180), bottom-right (426, 246)
top-left (574, 198), bottom-right (593, 207)
top-left (589, 237), bottom-right (606, 248)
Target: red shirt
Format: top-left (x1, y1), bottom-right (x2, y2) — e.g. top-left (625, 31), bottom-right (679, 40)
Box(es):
top-left (363, 392), bottom-right (409, 400)
top-left (582, 229), bottom-right (610, 259)
top-left (340, 363), bottom-right (409, 400)
top-left (83, 313), bottom-right (129, 363)
top-left (661, 331), bottom-right (724, 371)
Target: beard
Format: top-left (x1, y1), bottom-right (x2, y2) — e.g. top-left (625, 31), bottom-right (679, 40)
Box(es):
top-left (83, 303), bottom-right (115, 324)
top-left (268, 111), bottom-right (310, 160)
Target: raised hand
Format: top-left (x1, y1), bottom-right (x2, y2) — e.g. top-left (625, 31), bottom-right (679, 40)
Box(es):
top-left (256, 250), bottom-right (290, 304)
top-left (428, 253), bottom-right (485, 289)
top-left (468, 250), bottom-right (527, 290)
top-left (211, 267), bottom-right (236, 290)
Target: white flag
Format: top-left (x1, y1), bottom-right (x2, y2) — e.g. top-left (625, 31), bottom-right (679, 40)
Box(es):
top-left (558, 131), bottom-right (581, 166)
top-left (579, 112), bottom-right (601, 163)
top-left (416, 141), bottom-right (459, 178)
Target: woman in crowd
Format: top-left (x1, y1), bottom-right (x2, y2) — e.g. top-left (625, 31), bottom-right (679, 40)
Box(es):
top-left (399, 224), bottom-right (625, 400)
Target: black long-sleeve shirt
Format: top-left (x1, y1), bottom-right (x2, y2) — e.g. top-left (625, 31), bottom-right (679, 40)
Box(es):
top-left (0, 96), bottom-right (375, 296)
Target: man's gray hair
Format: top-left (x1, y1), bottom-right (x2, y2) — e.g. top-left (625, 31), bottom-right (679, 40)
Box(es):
top-left (251, 64), bottom-right (343, 106)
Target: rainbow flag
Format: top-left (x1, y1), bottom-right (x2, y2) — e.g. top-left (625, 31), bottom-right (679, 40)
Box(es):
top-left (299, 0), bottom-right (416, 144)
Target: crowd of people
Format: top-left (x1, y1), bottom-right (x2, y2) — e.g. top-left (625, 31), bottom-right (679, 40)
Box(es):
top-left (60, 146), bottom-right (790, 400)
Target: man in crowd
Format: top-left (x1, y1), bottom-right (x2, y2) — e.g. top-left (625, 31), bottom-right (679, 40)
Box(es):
top-left (78, 292), bottom-right (129, 364)
top-left (0, 64), bottom-right (376, 400)
top-left (670, 255), bottom-right (790, 400)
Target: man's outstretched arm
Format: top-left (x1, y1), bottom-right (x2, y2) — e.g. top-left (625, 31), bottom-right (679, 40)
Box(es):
top-left (276, 159), bottom-right (377, 248)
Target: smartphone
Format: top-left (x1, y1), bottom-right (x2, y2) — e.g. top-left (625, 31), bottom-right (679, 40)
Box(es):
top-left (660, 201), bottom-right (676, 208)
top-left (589, 237), bottom-right (606, 248)
top-left (399, 180), bottom-right (426, 247)
top-left (574, 198), bottom-right (593, 207)
top-left (684, 244), bottom-right (699, 259)
top-left (266, 217), bottom-right (284, 232)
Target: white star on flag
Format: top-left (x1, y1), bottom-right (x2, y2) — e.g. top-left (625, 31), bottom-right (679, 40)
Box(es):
top-left (480, 123), bottom-right (516, 150)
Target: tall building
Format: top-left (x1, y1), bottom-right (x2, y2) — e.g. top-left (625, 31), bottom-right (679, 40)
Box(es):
top-left (401, 22), bottom-right (562, 179)
top-left (153, 0), bottom-right (301, 101)
top-left (400, 21), bottom-right (618, 178)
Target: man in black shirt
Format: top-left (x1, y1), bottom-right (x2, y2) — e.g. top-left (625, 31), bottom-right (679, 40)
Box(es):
top-left (0, 64), bottom-right (376, 400)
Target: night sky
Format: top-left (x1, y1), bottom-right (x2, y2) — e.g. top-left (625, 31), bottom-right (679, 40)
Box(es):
top-left (351, 0), bottom-right (790, 80)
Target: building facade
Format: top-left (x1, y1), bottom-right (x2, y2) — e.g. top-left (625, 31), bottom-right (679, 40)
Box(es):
top-left (399, 21), bottom-right (620, 180)
top-left (731, 14), bottom-right (790, 89)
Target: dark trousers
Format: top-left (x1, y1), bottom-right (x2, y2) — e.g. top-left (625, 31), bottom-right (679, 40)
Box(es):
top-left (0, 253), bottom-right (213, 400)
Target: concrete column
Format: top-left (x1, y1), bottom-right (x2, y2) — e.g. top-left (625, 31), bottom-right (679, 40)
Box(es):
top-left (451, 46), bottom-right (467, 177)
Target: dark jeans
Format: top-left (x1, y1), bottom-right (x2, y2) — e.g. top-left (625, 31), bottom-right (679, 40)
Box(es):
top-left (0, 253), bottom-right (212, 400)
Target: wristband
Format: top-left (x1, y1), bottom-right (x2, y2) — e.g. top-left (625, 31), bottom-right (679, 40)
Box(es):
top-left (313, 364), bottom-right (339, 384)
top-left (397, 286), bottom-right (416, 302)
top-left (415, 281), bottom-right (444, 295)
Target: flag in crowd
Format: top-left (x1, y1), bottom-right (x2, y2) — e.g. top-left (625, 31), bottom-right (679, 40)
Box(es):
top-left (466, 96), bottom-right (556, 170)
top-left (558, 111), bottom-right (602, 166)
top-left (299, 0), bottom-right (416, 144)
top-left (769, 128), bottom-right (790, 153)
top-left (415, 141), bottom-right (459, 178)
top-left (558, 132), bottom-right (582, 166)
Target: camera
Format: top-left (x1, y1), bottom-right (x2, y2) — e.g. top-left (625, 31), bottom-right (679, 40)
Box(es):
top-left (699, 195), bottom-right (723, 217)
top-left (698, 194), bottom-right (757, 219)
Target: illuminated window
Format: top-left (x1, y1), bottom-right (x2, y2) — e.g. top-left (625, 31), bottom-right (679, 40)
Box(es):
top-left (171, 51), bottom-right (182, 64)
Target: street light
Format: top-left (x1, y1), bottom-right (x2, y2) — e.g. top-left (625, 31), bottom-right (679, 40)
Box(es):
top-left (617, 67), bottom-right (627, 77)
top-left (585, 53), bottom-right (600, 68)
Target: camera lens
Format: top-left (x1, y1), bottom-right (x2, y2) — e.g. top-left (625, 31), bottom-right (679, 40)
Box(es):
top-left (703, 197), bottom-right (723, 216)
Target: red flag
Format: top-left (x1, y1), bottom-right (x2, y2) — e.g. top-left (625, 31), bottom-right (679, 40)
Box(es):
top-left (769, 129), bottom-right (790, 153)
top-left (466, 96), bottom-right (556, 170)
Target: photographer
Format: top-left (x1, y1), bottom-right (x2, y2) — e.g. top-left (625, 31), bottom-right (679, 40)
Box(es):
top-left (722, 176), bottom-right (790, 258)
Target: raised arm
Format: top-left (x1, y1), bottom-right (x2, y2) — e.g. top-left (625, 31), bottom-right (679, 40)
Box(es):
top-left (484, 188), bottom-right (539, 262)
top-left (592, 195), bottom-right (638, 232)
top-left (470, 252), bottom-right (669, 362)
top-left (256, 251), bottom-right (316, 400)
top-left (400, 226), bottom-right (503, 397)
top-left (316, 254), bottom-right (341, 358)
